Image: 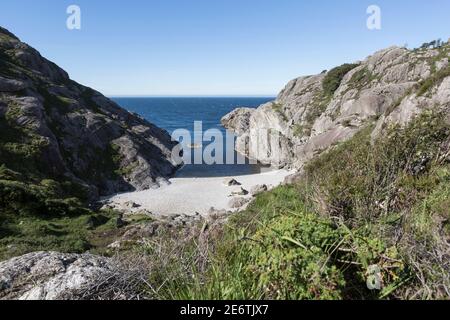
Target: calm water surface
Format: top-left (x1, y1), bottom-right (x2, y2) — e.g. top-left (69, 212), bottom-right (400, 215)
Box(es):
top-left (111, 97), bottom-right (274, 177)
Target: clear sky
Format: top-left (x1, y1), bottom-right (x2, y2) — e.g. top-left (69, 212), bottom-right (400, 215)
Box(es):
top-left (1, 0), bottom-right (449, 96)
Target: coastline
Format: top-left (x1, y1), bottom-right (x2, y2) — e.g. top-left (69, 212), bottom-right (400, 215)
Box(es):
top-left (105, 169), bottom-right (293, 216)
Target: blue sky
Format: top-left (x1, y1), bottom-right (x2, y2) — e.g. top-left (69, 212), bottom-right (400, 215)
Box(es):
top-left (1, 0), bottom-right (449, 96)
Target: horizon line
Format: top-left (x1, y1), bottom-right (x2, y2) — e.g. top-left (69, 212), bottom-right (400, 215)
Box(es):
top-left (107, 94), bottom-right (277, 98)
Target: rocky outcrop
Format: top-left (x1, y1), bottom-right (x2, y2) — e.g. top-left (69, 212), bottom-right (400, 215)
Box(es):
top-left (0, 252), bottom-right (114, 300)
top-left (250, 184), bottom-right (268, 196)
top-left (0, 27), bottom-right (180, 197)
top-left (229, 197), bottom-right (250, 209)
top-left (223, 44), bottom-right (450, 169)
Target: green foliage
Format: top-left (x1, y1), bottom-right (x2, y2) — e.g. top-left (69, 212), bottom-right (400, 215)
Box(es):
top-left (322, 63), bottom-right (359, 96)
top-left (0, 208), bottom-right (122, 261)
top-left (295, 63), bottom-right (359, 133)
top-left (417, 65), bottom-right (450, 96)
top-left (420, 39), bottom-right (444, 49)
top-left (37, 86), bottom-right (73, 114)
top-left (271, 102), bottom-right (288, 122)
top-left (0, 103), bottom-right (51, 177)
top-left (81, 87), bottom-right (104, 113)
top-left (293, 124), bottom-right (310, 137)
top-left (156, 110), bottom-right (450, 300)
top-left (0, 163), bottom-right (115, 261)
top-left (77, 143), bottom-right (123, 184)
top-left (344, 67), bottom-right (377, 95)
top-left (0, 50), bottom-right (23, 79)
top-left (306, 92), bottom-right (332, 124)
top-left (407, 167), bottom-right (450, 242)
top-left (0, 178), bottom-right (90, 217)
top-left (157, 185), bottom-right (409, 300)
top-left (305, 111), bottom-right (450, 221)
top-left (244, 211), bottom-right (345, 299)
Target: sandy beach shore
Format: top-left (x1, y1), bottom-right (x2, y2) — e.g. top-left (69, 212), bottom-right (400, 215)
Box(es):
top-left (106, 169), bottom-right (293, 216)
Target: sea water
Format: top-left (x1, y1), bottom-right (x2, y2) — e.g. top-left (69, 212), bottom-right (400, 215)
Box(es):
top-left (111, 97), bottom-right (274, 178)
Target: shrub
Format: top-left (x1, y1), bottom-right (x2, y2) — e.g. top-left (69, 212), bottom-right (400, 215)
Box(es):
top-left (322, 63), bottom-right (359, 96)
top-left (305, 111), bottom-right (450, 221)
top-left (271, 102), bottom-right (288, 122)
top-left (417, 66), bottom-right (450, 96)
top-left (244, 212), bottom-right (345, 299)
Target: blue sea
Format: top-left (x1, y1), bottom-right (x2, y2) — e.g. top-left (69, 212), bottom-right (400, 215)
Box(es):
top-left (111, 97), bottom-right (274, 177)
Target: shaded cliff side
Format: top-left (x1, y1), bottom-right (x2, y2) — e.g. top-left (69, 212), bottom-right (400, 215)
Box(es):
top-left (0, 27), bottom-right (180, 199)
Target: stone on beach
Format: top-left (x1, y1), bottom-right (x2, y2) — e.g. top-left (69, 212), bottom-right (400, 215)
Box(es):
top-left (223, 178), bottom-right (242, 186)
top-left (124, 201), bottom-right (141, 209)
top-left (250, 184), bottom-right (268, 196)
top-left (230, 187), bottom-right (249, 196)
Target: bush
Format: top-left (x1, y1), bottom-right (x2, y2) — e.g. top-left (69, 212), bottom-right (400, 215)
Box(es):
top-left (154, 186), bottom-right (408, 300)
top-left (417, 66), bottom-right (450, 96)
top-left (322, 63), bottom-right (359, 96)
top-left (0, 167), bottom-right (121, 261)
top-left (305, 111), bottom-right (450, 222)
top-left (244, 212), bottom-right (345, 299)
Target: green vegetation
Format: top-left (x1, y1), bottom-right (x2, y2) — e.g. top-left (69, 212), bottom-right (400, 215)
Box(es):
top-left (296, 90), bottom-right (334, 138)
top-left (291, 63), bottom-right (360, 138)
top-left (74, 142), bottom-right (124, 187)
top-left (418, 65), bottom-right (450, 96)
top-left (38, 86), bottom-right (73, 114)
top-left (322, 63), bottom-right (359, 96)
top-left (271, 102), bottom-right (288, 122)
top-left (306, 91), bottom-right (333, 123)
top-left (0, 164), bottom-right (124, 260)
top-left (0, 208), bottom-right (122, 260)
top-left (0, 100), bottom-right (51, 177)
top-left (81, 87), bottom-right (104, 114)
top-left (152, 111), bottom-right (450, 300)
top-left (0, 89), bottom-right (124, 260)
top-left (345, 67), bottom-right (377, 94)
top-left (292, 124), bottom-right (309, 137)
top-left (419, 39), bottom-right (445, 50)
top-left (416, 42), bottom-right (450, 96)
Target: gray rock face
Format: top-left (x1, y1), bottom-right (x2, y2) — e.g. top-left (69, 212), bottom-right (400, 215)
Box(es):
top-left (221, 107), bottom-right (255, 135)
top-left (0, 27), bottom-right (180, 197)
top-left (222, 45), bottom-right (450, 169)
top-left (229, 197), bottom-right (250, 209)
top-left (0, 252), bottom-right (114, 300)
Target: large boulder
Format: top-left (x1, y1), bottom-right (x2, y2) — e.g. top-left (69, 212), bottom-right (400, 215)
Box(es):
top-left (0, 252), bottom-right (114, 300)
top-left (250, 184), bottom-right (268, 196)
top-left (221, 107), bottom-right (255, 135)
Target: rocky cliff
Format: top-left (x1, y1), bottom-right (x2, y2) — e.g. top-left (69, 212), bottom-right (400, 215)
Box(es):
top-left (223, 42), bottom-right (450, 169)
top-left (0, 27), bottom-right (180, 198)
